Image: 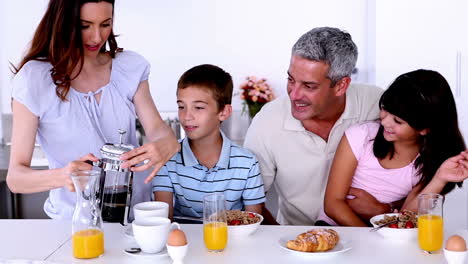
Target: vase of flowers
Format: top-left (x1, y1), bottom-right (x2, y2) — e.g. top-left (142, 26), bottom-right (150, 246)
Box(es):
top-left (239, 76), bottom-right (275, 119)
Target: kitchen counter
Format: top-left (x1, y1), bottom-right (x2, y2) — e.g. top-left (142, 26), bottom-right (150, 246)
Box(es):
top-left (0, 219), bottom-right (458, 264)
top-left (0, 144), bottom-right (48, 171)
top-left (0, 145), bottom-right (11, 171)
top-left (0, 145), bottom-right (49, 219)
top-left (0, 145), bottom-right (14, 219)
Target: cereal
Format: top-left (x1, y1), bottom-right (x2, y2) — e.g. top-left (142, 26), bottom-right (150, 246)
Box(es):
top-left (226, 210), bottom-right (261, 225)
top-left (373, 210), bottom-right (417, 228)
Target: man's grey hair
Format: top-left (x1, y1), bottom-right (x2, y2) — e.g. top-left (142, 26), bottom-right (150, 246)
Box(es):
top-left (292, 27), bottom-right (358, 86)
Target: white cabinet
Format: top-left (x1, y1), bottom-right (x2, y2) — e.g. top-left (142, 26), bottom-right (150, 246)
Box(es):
top-left (375, 0), bottom-right (468, 231)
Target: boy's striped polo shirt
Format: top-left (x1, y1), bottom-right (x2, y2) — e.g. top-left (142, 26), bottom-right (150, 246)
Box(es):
top-left (152, 131), bottom-right (266, 218)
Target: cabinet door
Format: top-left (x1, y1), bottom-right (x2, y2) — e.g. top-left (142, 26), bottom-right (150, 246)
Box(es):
top-left (456, 0), bottom-right (468, 139)
top-left (449, 0), bottom-right (468, 234)
top-left (375, 0), bottom-right (468, 232)
top-left (446, 0), bottom-right (468, 233)
top-left (375, 1), bottom-right (458, 89)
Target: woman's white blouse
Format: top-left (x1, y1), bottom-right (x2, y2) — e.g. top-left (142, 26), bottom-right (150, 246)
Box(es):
top-left (11, 50), bottom-right (152, 219)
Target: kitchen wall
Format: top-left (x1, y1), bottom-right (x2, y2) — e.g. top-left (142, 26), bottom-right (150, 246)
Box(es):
top-left (0, 0), bottom-right (50, 141)
top-left (113, 0), bottom-right (371, 112)
top-left (2, 1), bottom-right (468, 229)
top-left (0, 2), bottom-right (6, 140)
top-left (0, 0), bottom-right (370, 140)
top-left (0, 0), bottom-right (370, 220)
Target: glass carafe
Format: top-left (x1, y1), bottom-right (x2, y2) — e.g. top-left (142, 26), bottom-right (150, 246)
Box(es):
top-left (71, 170), bottom-right (104, 259)
top-left (418, 193), bottom-right (444, 253)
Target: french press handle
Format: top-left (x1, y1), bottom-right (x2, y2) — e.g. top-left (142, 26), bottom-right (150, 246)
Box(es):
top-left (85, 160), bottom-right (103, 167)
top-left (118, 129), bottom-right (126, 145)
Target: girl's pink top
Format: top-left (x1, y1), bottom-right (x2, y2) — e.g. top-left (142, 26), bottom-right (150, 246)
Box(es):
top-left (317, 121), bottom-right (421, 225)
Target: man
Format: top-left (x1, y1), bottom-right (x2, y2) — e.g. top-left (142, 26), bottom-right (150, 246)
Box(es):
top-left (244, 27), bottom-right (384, 225)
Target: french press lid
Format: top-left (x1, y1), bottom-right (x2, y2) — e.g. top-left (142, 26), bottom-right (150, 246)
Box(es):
top-left (98, 129), bottom-right (135, 171)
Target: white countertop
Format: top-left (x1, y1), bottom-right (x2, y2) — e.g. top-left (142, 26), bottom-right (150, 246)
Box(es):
top-left (0, 220), bottom-right (69, 261)
top-left (0, 220), bottom-right (459, 264)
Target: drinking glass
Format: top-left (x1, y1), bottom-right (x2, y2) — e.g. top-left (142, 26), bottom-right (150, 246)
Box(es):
top-left (203, 193), bottom-right (228, 252)
top-left (71, 170), bottom-right (104, 259)
top-left (418, 193), bottom-right (444, 253)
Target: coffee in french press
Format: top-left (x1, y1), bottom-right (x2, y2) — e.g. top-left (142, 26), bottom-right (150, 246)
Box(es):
top-left (92, 129), bottom-right (135, 225)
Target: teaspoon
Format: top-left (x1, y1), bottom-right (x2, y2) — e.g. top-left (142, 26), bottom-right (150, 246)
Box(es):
top-left (125, 247), bottom-right (141, 254)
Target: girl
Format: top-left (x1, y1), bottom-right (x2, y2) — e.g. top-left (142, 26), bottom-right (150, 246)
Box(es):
top-left (318, 69), bottom-right (468, 226)
top-left (7, 0), bottom-right (179, 219)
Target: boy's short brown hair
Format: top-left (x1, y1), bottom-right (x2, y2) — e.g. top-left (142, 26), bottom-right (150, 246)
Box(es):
top-left (177, 64), bottom-right (233, 111)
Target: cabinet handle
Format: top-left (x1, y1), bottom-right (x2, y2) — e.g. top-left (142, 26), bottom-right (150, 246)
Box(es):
top-left (456, 51), bottom-right (462, 97)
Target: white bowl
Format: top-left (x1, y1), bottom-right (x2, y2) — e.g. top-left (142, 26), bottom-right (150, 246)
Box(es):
top-left (227, 212), bottom-right (263, 238)
top-left (370, 213), bottom-right (418, 241)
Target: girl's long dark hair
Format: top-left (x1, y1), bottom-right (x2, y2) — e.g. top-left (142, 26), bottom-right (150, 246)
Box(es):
top-left (373, 69), bottom-right (465, 194)
top-left (12, 0), bottom-right (119, 101)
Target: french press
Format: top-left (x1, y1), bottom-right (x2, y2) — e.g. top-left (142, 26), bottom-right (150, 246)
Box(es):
top-left (92, 129), bottom-right (135, 225)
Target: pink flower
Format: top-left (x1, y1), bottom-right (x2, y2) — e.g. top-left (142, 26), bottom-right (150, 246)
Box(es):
top-left (239, 75), bottom-right (275, 104)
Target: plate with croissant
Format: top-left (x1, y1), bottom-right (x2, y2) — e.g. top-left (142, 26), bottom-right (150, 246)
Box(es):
top-left (278, 228), bottom-right (351, 257)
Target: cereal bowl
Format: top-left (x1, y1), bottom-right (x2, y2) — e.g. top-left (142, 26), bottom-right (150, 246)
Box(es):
top-left (226, 211), bottom-right (263, 238)
top-left (370, 212), bottom-right (418, 241)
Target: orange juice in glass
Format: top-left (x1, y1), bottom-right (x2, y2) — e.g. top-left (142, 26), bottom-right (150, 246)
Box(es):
top-left (418, 215), bottom-right (443, 252)
top-left (417, 193), bottom-right (444, 253)
top-left (73, 229), bottom-right (104, 258)
top-left (71, 171), bottom-right (104, 259)
top-left (203, 193), bottom-right (228, 252)
top-left (203, 222), bottom-right (228, 251)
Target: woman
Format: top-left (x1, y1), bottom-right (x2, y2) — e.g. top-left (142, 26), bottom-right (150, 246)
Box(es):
top-left (7, 0), bottom-right (179, 219)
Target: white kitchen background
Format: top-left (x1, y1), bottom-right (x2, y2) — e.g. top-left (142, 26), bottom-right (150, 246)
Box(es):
top-left (0, 0), bottom-right (467, 229)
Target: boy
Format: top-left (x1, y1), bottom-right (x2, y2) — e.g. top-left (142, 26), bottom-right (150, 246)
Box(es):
top-left (152, 64), bottom-right (266, 220)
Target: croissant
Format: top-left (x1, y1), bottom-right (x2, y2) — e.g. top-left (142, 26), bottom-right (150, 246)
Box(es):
top-left (286, 228), bottom-right (339, 252)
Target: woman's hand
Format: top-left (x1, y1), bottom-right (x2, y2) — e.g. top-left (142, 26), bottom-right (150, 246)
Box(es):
top-left (129, 79), bottom-right (180, 184)
top-left (119, 138), bottom-right (180, 184)
top-left (60, 153), bottom-right (99, 192)
top-left (434, 150), bottom-right (468, 184)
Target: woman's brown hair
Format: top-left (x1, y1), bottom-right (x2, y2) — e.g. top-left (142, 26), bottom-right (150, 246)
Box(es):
top-left (13, 0), bottom-right (119, 101)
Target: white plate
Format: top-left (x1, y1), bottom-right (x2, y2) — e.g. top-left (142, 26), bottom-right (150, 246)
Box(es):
top-left (123, 247), bottom-right (168, 258)
top-left (278, 236), bottom-right (352, 257)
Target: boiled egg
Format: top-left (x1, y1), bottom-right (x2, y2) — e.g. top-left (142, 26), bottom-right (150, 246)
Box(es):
top-left (446, 235), bottom-right (467, 252)
top-left (167, 229), bottom-right (187, 246)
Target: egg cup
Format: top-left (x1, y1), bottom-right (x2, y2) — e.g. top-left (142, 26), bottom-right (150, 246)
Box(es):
top-left (444, 248), bottom-right (468, 264)
top-left (166, 243), bottom-right (189, 264)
